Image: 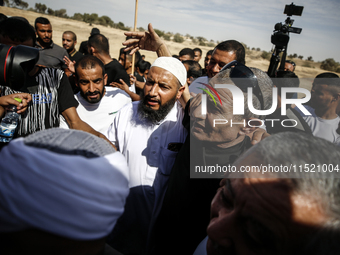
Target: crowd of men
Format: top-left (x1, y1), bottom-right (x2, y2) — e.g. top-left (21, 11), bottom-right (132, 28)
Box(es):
top-left (0, 13), bottom-right (340, 255)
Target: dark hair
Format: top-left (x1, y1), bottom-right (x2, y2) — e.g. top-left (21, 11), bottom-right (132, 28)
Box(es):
top-left (179, 48), bottom-right (194, 60)
top-left (74, 55), bottom-right (105, 79)
top-left (193, 47), bottom-right (202, 55)
top-left (313, 72), bottom-right (340, 92)
top-left (0, 18), bottom-right (36, 46)
top-left (285, 60), bottom-right (296, 67)
top-left (137, 60), bottom-right (151, 73)
top-left (88, 34), bottom-right (109, 54)
top-left (274, 70), bottom-right (299, 98)
top-left (0, 13), bottom-right (8, 22)
top-left (119, 48), bottom-right (141, 66)
top-left (34, 17), bottom-right (50, 29)
top-left (182, 60), bottom-right (202, 79)
top-left (63, 31), bottom-right (77, 41)
top-left (215, 40), bottom-right (245, 64)
top-left (206, 50), bottom-right (213, 56)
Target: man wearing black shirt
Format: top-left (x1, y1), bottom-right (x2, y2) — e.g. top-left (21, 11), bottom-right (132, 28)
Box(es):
top-left (62, 31), bottom-right (83, 63)
top-left (88, 34), bottom-right (130, 85)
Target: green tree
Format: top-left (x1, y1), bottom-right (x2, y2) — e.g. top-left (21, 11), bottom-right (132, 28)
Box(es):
top-left (298, 55), bottom-right (303, 60)
top-left (173, 33), bottom-right (184, 43)
top-left (260, 51), bottom-right (270, 60)
top-left (163, 34), bottom-right (171, 41)
top-left (35, 3), bottom-right (46, 13)
top-left (98, 15), bottom-right (114, 27)
top-left (54, 9), bottom-right (67, 18)
top-left (72, 13), bottom-right (83, 21)
top-left (154, 29), bottom-right (164, 38)
top-left (47, 8), bottom-right (54, 15)
top-left (320, 58), bottom-right (339, 72)
top-left (307, 56), bottom-right (313, 62)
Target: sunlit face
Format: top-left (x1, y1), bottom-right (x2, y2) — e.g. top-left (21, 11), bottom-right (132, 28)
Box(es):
top-left (143, 66), bottom-right (183, 111)
top-left (207, 155), bottom-right (326, 255)
top-left (194, 51), bottom-right (202, 62)
top-left (62, 33), bottom-right (76, 52)
top-left (76, 65), bottom-right (107, 104)
top-left (284, 62), bottom-right (295, 72)
top-left (207, 49), bottom-right (236, 78)
top-left (36, 23), bottom-right (52, 45)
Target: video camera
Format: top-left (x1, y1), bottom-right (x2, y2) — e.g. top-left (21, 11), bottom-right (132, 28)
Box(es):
top-left (267, 3), bottom-right (304, 77)
top-left (0, 44), bottom-right (39, 90)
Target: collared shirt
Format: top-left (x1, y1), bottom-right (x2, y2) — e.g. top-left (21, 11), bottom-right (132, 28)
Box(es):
top-left (107, 101), bottom-right (187, 187)
top-left (35, 40), bottom-right (69, 69)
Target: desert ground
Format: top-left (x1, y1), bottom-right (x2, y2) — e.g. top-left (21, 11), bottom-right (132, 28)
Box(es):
top-left (1, 6), bottom-right (338, 92)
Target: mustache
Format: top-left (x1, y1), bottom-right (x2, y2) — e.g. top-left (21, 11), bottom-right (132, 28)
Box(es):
top-left (144, 95), bottom-right (161, 104)
top-left (85, 91), bottom-right (100, 96)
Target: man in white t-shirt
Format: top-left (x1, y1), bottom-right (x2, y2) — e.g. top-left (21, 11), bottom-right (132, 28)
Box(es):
top-left (60, 55), bottom-right (131, 135)
top-left (295, 72), bottom-right (340, 144)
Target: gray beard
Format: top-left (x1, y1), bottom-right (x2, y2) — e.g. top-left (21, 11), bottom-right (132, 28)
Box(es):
top-left (137, 89), bottom-right (177, 125)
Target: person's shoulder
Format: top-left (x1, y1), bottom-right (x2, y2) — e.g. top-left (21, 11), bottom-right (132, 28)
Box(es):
top-left (105, 87), bottom-right (131, 100)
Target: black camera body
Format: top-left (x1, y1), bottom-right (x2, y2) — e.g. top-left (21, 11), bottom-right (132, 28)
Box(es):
top-left (0, 44), bottom-right (39, 90)
top-left (267, 3), bottom-right (304, 77)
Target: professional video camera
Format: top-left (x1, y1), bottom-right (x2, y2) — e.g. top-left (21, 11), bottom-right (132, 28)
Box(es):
top-left (267, 3), bottom-right (304, 77)
top-left (0, 44), bottom-right (39, 90)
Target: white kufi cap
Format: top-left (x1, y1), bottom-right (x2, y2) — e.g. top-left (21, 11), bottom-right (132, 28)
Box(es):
top-left (151, 56), bottom-right (187, 86)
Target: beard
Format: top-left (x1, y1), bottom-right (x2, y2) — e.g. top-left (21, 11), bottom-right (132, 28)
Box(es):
top-left (80, 87), bottom-right (105, 104)
top-left (137, 89), bottom-right (177, 125)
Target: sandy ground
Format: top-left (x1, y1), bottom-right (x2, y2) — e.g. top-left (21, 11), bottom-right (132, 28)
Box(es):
top-left (1, 6), bottom-right (338, 92)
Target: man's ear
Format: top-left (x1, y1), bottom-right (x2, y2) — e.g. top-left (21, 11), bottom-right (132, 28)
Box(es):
top-left (103, 73), bottom-right (108, 86)
top-left (239, 118), bottom-right (264, 135)
top-left (176, 85), bottom-right (185, 99)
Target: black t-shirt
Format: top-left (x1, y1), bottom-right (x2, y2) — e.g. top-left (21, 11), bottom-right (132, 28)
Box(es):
top-left (78, 41), bottom-right (89, 55)
top-left (152, 102), bottom-right (253, 255)
top-left (0, 68), bottom-right (78, 137)
top-left (69, 50), bottom-right (84, 63)
top-left (105, 60), bottom-right (130, 86)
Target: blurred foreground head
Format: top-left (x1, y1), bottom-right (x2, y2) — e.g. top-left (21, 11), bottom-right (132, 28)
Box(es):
top-left (0, 128), bottom-right (129, 255)
top-left (207, 132), bottom-right (340, 255)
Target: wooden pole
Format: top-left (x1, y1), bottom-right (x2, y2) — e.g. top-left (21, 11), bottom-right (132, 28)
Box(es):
top-left (131, 0), bottom-right (139, 75)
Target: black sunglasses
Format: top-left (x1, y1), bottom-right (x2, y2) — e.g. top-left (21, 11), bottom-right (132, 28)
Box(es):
top-left (220, 60), bottom-right (264, 110)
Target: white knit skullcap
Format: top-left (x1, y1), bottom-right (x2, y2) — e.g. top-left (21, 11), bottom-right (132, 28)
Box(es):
top-left (0, 128), bottom-right (130, 240)
top-left (151, 56), bottom-right (187, 86)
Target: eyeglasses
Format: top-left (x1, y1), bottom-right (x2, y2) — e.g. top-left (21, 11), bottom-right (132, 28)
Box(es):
top-left (220, 60), bottom-right (264, 110)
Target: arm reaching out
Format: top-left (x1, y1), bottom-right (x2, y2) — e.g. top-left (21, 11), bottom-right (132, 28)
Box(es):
top-left (123, 23), bottom-right (171, 57)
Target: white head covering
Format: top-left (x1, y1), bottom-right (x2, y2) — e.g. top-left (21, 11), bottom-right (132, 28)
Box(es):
top-left (151, 56), bottom-right (187, 86)
top-left (0, 128), bottom-right (129, 240)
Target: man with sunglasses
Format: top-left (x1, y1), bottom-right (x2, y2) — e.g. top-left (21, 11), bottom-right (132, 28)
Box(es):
top-left (189, 40), bottom-right (246, 95)
top-left (284, 60), bottom-right (296, 72)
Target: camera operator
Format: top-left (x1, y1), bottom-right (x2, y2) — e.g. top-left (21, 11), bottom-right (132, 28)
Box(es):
top-left (0, 18), bottom-right (110, 143)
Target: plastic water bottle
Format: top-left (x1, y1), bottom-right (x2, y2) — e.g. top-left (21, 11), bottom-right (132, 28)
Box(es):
top-left (0, 98), bottom-right (21, 143)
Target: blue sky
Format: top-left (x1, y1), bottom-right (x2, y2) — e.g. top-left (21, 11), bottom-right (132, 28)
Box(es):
top-left (22, 0), bottom-right (340, 62)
